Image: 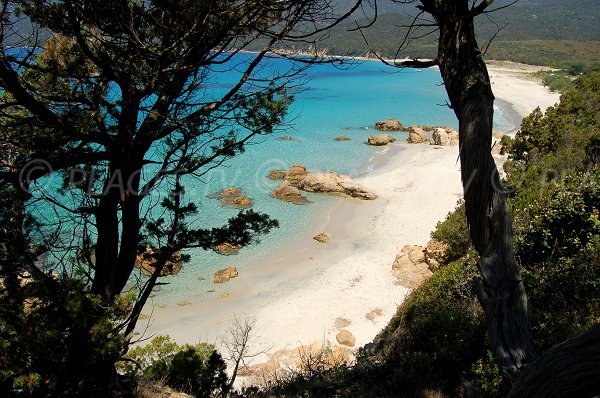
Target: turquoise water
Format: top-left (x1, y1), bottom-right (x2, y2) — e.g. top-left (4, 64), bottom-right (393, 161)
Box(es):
top-left (143, 56), bottom-right (516, 301)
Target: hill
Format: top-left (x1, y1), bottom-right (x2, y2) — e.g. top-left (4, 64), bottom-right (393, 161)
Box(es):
top-left (323, 0), bottom-right (600, 67)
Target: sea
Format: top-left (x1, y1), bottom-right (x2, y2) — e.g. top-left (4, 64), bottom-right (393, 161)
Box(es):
top-left (137, 54), bottom-right (516, 302)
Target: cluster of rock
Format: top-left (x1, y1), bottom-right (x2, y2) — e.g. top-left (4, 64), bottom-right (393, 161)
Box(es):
top-left (135, 246), bottom-right (182, 276)
top-left (373, 118), bottom-right (459, 146)
top-left (207, 187), bottom-right (252, 209)
top-left (236, 339), bottom-right (354, 383)
top-left (391, 239), bottom-right (450, 288)
top-left (270, 164), bottom-right (377, 203)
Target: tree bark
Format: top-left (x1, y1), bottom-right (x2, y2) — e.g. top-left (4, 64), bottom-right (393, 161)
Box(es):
top-left (424, 0), bottom-right (537, 386)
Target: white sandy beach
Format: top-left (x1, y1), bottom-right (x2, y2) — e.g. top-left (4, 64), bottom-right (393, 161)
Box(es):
top-left (137, 62), bottom-right (560, 373)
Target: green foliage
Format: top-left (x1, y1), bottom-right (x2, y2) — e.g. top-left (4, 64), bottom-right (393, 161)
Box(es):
top-left (0, 277), bottom-right (130, 397)
top-left (120, 336), bottom-right (228, 397)
top-left (430, 200), bottom-right (470, 263)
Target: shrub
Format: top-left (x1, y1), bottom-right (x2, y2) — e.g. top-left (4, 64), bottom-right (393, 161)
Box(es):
top-left (121, 336), bottom-right (228, 397)
top-left (430, 200), bottom-right (470, 263)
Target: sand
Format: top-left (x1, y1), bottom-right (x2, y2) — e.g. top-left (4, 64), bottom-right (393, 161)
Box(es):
top-left (136, 62), bottom-right (560, 369)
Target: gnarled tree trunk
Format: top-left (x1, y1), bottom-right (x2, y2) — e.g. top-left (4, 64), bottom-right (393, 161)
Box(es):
top-left (417, 0), bottom-right (538, 388)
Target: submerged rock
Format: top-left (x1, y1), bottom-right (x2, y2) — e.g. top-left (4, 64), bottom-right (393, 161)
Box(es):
top-left (136, 246), bottom-right (182, 276)
top-left (271, 181), bottom-right (311, 204)
top-left (276, 135), bottom-right (296, 141)
top-left (375, 118), bottom-right (405, 131)
top-left (335, 135), bottom-right (351, 141)
top-left (214, 266), bottom-right (238, 284)
top-left (268, 169), bottom-right (285, 180)
top-left (313, 233), bottom-right (332, 243)
top-left (367, 134), bottom-right (396, 146)
top-left (207, 187), bottom-right (253, 209)
top-left (213, 242), bottom-right (240, 256)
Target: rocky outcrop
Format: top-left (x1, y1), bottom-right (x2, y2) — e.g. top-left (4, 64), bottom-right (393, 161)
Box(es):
top-left (375, 118), bottom-right (405, 131)
top-left (272, 165), bottom-right (377, 201)
top-left (271, 181), bottom-right (310, 204)
top-left (335, 135), bottom-right (351, 141)
top-left (213, 267), bottom-right (238, 284)
top-left (407, 125), bottom-right (429, 144)
top-left (392, 245), bottom-right (432, 289)
top-left (213, 242), bottom-right (240, 255)
top-left (431, 127), bottom-right (459, 146)
top-left (313, 233), bottom-right (332, 243)
top-left (367, 134), bottom-right (396, 146)
top-left (424, 239), bottom-right (450, 272)
top-left (284, 164), bottom-right (308, 186)
top-left (298, 172), bottom-right (377, 200)
top-left (336, 329), bottom-right (356, 347)
top-left (136, 247), bottom-right (182, 276)
top-left (207, 187), bottom-right (253, 209)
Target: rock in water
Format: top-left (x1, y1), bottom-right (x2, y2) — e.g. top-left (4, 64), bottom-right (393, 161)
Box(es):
top-left (336, 330), bottom-right (356, 347)
top-left (271, 181), bottom-right (311, 204)
top-left (407, 125), bottom-right (429, 144)
top-left (268, 169), bottom-right (285, 180)
top-left (375, 118), bottom-right (405, 131)
top-left (367, 133), bottom-right (396, 146)
top-left (213, 242), bottom-right (240, 255)
top-left (214, 267), bottom-right (238, 284)
top-left (298, 172), bottom-right (377, 200)
top-left (136, 247), bottom-right (182, 276)
top-left (313, 233), bottom-right (332, 243)
top-left (284, 164), bottom-right (308, 186)
top-left (335, 135), bottom-right (351, 141)
top-left (207, 187), bottom-right (253, 208)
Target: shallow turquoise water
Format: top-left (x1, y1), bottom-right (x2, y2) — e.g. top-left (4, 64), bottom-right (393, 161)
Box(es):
top-left (144, 56), bottom-right (516, 300)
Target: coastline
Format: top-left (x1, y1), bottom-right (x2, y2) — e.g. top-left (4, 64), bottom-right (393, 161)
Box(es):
top-left (136, 62), bottom-right (560, 372)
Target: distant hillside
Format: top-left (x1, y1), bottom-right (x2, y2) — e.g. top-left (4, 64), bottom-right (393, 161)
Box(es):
top-left (324, 0), bottom-right (600, 67)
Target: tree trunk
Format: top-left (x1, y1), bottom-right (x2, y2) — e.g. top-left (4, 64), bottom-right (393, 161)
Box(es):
top-left (429, 1), bottom-right (537, 386)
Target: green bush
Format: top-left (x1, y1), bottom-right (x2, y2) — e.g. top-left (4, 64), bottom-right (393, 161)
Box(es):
top-left (430, 200), bottom-right (470, 263)
top-left (121, 336), bottom-right (228, 397)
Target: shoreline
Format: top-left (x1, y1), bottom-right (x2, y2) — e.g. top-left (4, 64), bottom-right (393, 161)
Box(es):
top-left (136, 63), bottom-right (560, 372)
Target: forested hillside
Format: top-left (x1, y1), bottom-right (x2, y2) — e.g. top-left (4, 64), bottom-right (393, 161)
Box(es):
top-left (323, 0), bottom-right (600, 67)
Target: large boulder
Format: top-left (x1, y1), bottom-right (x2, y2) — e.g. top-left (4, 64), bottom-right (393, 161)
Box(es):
top-left (367, 134), bottom-right (396, 146)
top-left (424, 239), bottom-right (450, 272)
top-left (214, 266), bottom-right (238, 284)
top-left (336, 329), bottom-right (356, 347)
top-left (284, 164), bottom-right (308, 186)
top-left (136, 247), bottom-right (182, 276)
top-left (392, 245), bottom-right (432, 289)
top-left (407, 125), bottom-right (429, 144)
top-left (375, 118), bottom-right (405, 131)
top-left (271, 181), bottom-right (310, 204)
